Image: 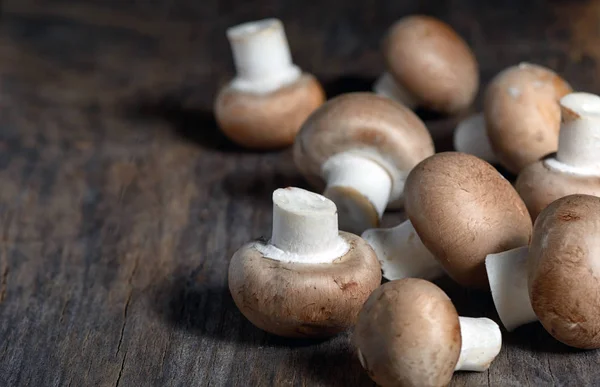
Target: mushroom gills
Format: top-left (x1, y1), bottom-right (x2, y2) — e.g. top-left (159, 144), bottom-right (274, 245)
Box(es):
top-left (453, 113), bottom-right (498, 164)
top-left (486, 246), bottom-right (537, 331)
top-left (322, 152), bottom-right (394, 235)
top-left (362, 219), bottom-right (445, 281)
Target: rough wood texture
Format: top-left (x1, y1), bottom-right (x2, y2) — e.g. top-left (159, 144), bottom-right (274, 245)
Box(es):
top-left (1, 0), bottom-right (600, 386)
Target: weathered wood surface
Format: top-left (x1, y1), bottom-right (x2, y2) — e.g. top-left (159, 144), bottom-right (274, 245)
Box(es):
top-left (1, 0), bottom-right (600, 385)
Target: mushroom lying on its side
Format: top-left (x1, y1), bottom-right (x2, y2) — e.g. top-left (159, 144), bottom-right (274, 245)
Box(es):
top-left (355, 279), bottom-right (502, 387)
top-left (486, 194), bottom-right (600, 349)
top-left (214, 19), bottom-right (325, 149)
top-left (454, 63), bottom-right (572, 173)
top-left (516, 92), bottom-right (600, 221)
top-left (374, 15), bottom-right (478, 133)
top-left (362, 152), bottom-right (532, 289)
top-left (294, 92), bottom-right (434, 235)
top-left (228, 187), bottom-right (381, 338)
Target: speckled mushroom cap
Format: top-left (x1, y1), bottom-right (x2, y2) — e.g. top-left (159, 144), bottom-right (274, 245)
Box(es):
top-left (383, 15), bottom-right (479, 114)
top-left (228, 232), bottom-right (381, 338)
top-left (354, 278), bottom-right (461, 387)
top-left (293, 92), bottom-right (434, 207)
top-left (484, 63), bottom-right (572, 174)
top-left (405, 152), bottom-right (532, 288)
top-left (515, 155), bottom-right (600, 221)
top-left (215, 74), bottom-right (325, 149)
top-left (528, 194), bottom-right (600, 349)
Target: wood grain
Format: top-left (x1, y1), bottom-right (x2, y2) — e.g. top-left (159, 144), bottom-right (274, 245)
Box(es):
top-left (1, 0), bottom-right (600, 386)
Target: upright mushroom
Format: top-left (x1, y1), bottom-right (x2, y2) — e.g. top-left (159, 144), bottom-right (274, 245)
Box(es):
top-left (228, 187), bottom-right (381, 338)
top-left (374, 15), bottom-right (478, 135)
top-left (354, 279), bottom-right (502, 387)
top-left (214, 19), bottom-right (325, 149)
top-left (516, 92), bottom-right (600, 221)
top-left (293, 92), bottom-right (434, 234)
top-left (455, 63), bottom-right (572, 173)
top-left (362, 152), bottom-right (532, 288)
top-left (486, 194), bottom-right (600, 349)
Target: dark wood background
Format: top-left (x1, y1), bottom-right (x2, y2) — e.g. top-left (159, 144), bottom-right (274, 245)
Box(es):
top-left (1, 0), bottom-right (600, 386)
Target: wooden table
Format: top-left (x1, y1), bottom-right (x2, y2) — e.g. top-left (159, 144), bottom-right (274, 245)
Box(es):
top-left (1, 1), bottom-right (600, 385)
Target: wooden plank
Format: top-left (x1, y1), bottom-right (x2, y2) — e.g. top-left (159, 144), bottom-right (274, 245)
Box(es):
top-left (1, 1), bottom-right (600, 386)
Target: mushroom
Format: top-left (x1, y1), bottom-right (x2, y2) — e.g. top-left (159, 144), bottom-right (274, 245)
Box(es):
top-left (453, 113), bottom-right (498, 164)
top-left (362, 152), bottom-right (532, 288)
top-left (373, 15), bottom-right (478, 132)
top-left (354, 278), bottom-right (502, 387)
top-left (214, 18), bottom-right (325, 149)
top-left (455, 63), bottom-right (572, 174)
top-left (486, 194), bottom-right (600, 349)
top-left (228, 187), bottom-right (381, 338)
top-left (515, 92), bottom-right (600, 221)
top-left (293, 92), bottom-right (434, 235)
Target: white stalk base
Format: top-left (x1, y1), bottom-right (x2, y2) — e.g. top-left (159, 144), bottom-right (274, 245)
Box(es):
top-left (257, 187), bottom-right (348, 264)
top-left (322, 153), bottom-right (393, 234)
top-left (453, 113), bottom-right (498, 164)
top-left (549, 92), bottom-right (600, 175)
top-left (361, 220), bottom-right (444, 281)
top-left (227, 19), bottom-right (301, 94)
top-left (485, 246), bottom-right (537, 331)
top-left (373, 72), bottom-right (418, 110)
top-left (455, 317), bottom-right (502, 372)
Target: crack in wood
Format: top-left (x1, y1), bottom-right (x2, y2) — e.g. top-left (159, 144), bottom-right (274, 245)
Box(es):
top-left (59, 297), bottom-right (70, 324)
top-left (114, 349), bottom-right (128, 387)
top-left (0, 263), bottom-right (9, 303)
top-left (546, 356), bottom-right (556, 385)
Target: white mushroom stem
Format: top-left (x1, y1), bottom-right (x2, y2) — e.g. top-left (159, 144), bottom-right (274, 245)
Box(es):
top-left (361, 220), bottom-right (444, 281)
top-left (455, 317), bottom-right (502, 372)
top-left (485, 246), bottom-right (537, 331)
top-left (453, 113), bottom-right (499, 164)
top-left (546, 92), bottom-right (600, 175)
top-left (227, 19), bottom-right (301, 94)
top-left (322, 152), bottom-right (393, 233)
top-left (257, 187), bottom-right (349, 264)
top-left (373, 72), bottom-right (418, 110)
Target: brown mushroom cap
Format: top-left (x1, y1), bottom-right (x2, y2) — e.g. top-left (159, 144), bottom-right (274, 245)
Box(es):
top-left (215, 74), bottom-right (325, 149)
top-left (515, 155), bottom-right (600, 221)
top-left (293, 92), bottom-right (434, 207)
top-left (354, 278), bottom-right (461, 387)
top-left (383, 15), bottom-right (479, 114)
top-left (528, 194), bottom-right (600, 349)
top-left (228, 231), bottom-right (381, 338)
top-left (405, 152), bottom-right (532, 288)
top-left (484, 63), bottom-right (572, 174)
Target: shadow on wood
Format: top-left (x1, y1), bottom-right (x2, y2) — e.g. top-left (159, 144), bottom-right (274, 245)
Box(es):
top-left (293, 337), bottom-right (376, 387)
top-left (504, 323), bottom-right (585, 354)
top-left (156, 269), bottom-right (334, 348)
top-left (125, 94), bottom-right (253, 153)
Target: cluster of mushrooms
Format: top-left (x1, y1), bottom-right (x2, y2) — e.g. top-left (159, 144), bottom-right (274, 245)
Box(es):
top-left (217, 15), bottom-right (600, 387)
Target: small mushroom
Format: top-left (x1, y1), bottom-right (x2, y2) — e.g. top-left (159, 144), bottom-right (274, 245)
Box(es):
top-left (455, 63), bottom-right (571, 174)
top-left (516, 92), bottom-right (600, 221)
top-left (354, 279), bottom-right (502, 387)
top-left (228, 187), bottom-right (381, 338)
top-left (486, 194), bottom-right (600, 349)
top-left (293, 92), bottom-right (434, 234)
top-left (362, 152), bottom-right (532, 288)
top-left (373, 15), bottom-right (478, 119)
top-left (214, 19), bottom-right (325, 149)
